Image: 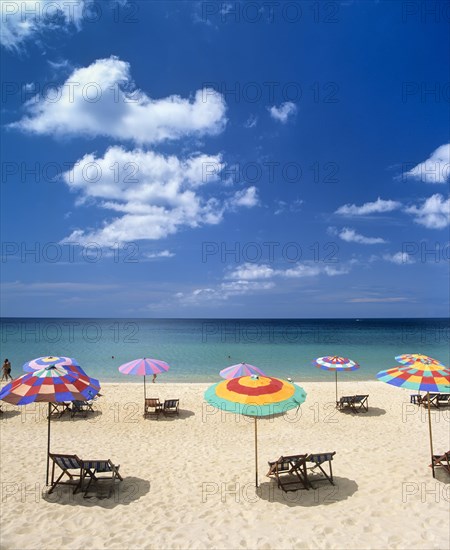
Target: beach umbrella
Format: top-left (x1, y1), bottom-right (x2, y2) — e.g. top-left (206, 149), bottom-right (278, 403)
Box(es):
top-left (0, 365), bottom-right (101, 485)
top-left (23, 356), bottom-right (87, 376)
top-left (395, 354), bottom-right (445, 367)
top-left (204, 374), bottom-right (307, 487)
top-left (118, 358), bottom-right (170, 400)
top-left (313, 356), bottom-right (360, 403)
top-left (219, 362), bottom-right (266, 379)
top-left (376, 359), bottom-right (449, 469)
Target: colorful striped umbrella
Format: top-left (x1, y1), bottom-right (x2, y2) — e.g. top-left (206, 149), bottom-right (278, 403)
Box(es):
top-left (313, 356), bottom-right (360, 403)
top-left (205, 374), bottom-right (307, 486)
top-left (377, 359), bottom-right (449, 469)
top-left (0, 365), bottom-right (101, 484)
top-left (395, 354), bottom-right (445, 367)
top-left (118, 358), bottom-right (170, 400)
top-left (219, 362), bottom-right (266, 379)
top-left (23, 356), bottom-right (87, 376)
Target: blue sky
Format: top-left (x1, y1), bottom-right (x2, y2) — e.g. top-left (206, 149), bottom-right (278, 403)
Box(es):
top-left (1, 0), bottom-right (449, 318)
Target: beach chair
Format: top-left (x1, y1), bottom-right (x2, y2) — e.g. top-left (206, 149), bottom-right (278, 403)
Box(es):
top-left (306, 452), bottom-right (336, 485)
top-left (49, 402), bottom-right (71, 418)
top-left (266, 454), bottom-right (310, 492)
top-left (431, 451), bottom-right (450, 478)
top-left (70, 400), bottom-right (95, 418)
top-left (144, 398), bottom-right (163, 418)
top-left (81, 459), bottom-right (123, 498)
top-left (48, 453), bottom-right (84, 494)
top-left (163, 399), bottom-right (179, 416)
top-left (337, 394), bottom-right (369, 413)
top-left (421, 393), bottom-right (450, 409)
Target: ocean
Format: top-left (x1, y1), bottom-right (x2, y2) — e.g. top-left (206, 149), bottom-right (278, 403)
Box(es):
top-left (1, 318), bottom-right (449, 383)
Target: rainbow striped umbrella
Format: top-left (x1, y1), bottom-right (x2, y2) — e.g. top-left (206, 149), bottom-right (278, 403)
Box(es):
top-left (313, 356), bottom-right (360, 403)
top-left (0, 365), bottom-right (101, 484)
top-left (395, 354), bottom-right (445, 367)
top-left (219, 362), bottom-right (266, 379)
top-left (377, 359), bottom-right (449, 470)
top-left (118, 358), bottom-right (170, 400)
top-left (23, 356), bottom-right (87, 376)
top-left (205, 374), bottom-right (307, 486)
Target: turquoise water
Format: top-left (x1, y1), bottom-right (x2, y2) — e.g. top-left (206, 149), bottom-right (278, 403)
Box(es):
top-left (1, 318), bottom-right (448, 383)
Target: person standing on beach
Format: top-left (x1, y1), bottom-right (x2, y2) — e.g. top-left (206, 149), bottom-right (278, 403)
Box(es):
top-left (152, 374), bottom-right (157, 383)
top-left (2, 359), bottom-right (12, 381)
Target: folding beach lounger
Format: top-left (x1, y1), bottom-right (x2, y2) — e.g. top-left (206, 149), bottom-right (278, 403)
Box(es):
top-left (337, 394), bottom-right (369, 413)
top-left (144, 398), bottom-right (163, 418)
top-left (163, 399), bottom-right (180, 416)
top-left (421, 393), bottom-right (450, 409)
top-left (49, 402), bottom-right (71, 418)
top-left (266, 454), bottom-right (310, 492)
top-left (71, 400), bottom-right (95, 418)
top-left (431, 451), bottom-right (450, 478)
top-left (82, 459), bottom-right (123, 498)
top-left (48, 453), bottom-right (84, 494)
top-left (306, 452), bottom-right (336, 485)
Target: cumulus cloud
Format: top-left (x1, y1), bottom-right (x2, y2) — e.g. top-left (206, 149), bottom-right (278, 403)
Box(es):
top-left (228, 186), bottom-right (259, 208)
top-left (383, 252), bottom-right (415, 265)
top-left (226, 263), bottom-right (275, 280)
top-left (335, 197), bottom-right (402, 216)
top-left (1, 0), bottom-right (86, 50)
top-left (403, 144), bottom-right (450, 184)
top-left (60, 146), bottom-right (258, 245)
top-left (336, 227), bottom-right (386, 245)
top-left (11, 56), bottom-right (227, 144)
top-left (268, 101), bottom-right (297, 123)
top-left (405, 194), bottom-right (450, 229)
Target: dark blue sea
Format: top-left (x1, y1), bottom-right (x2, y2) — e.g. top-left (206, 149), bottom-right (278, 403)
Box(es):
top-left (1, 318), bottom-right (448, 382)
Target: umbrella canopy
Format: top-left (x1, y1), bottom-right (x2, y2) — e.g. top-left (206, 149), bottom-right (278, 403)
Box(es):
top-left (219, 362), bottom-right (266, 380)
top-left (0, 365), bottom-right (101, 484)
top-left (23, 356), bottom-right (87, 376)
top-left (394, 354), bottom-right (445, 367)
top-left (118, 358), bottom-right (170, 400)
top-left (313, 356), bottom-right (360, 403)
top-left (205, 374), bottom-right (307, 486)
top-left (376, 359), bottom-right (449, 470)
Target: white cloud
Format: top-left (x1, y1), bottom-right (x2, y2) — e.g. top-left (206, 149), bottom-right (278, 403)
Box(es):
top-left (1, 0), bottom-right (86, 50)
top-left (274, 199), bottom-right (303, 215)
top-left (244, 115), bottom-right (258, 128)
top-left (335, 197), bottom-right (402, 216)
top-left (348, 297), bottom-right (408, 303)
top-left (404, 144), bottom-right (450, 184)
top-left (268, 102), bottom-right (297, 123)
top-left (11, 56), bottom-right (227, 144)
top-left (226, 263), bottom-right (275, 280)
top-left (337, 227), bottom-right (386, 245)
top-left (143, 250), bottom-right (175, 259)
top-left (405, 194), bottom-right (450, 229)
top-left (383, 252), bottom-right (415, 265)
top-left (60, 146), bottom-right (257, 245)
top-left (229, 186), bottom-right (259, 208)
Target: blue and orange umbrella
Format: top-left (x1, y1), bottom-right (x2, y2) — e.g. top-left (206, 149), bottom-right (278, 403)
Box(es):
top-left (118, 358), bottom-right (170, 400)
top-left (0, 364), bottom-right (101, 484)
top-left (205, 374), bottom-right (307, 486)
top-left (377, 356), bottom-right (449, 469)
top-left (219, 362), bottom-right (266, 379)
top-left (313, 356), bottom-right (360, 403)
top-left (394, 354), bottom-right (445, 368)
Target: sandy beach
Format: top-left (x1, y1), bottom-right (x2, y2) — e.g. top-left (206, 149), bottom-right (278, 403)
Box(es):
top-left (0, 380), bottom-right (449, 550)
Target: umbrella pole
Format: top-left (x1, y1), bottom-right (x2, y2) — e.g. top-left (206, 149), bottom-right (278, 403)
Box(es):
top-left (255, 418), bottom-right (258, 488)
top-left (335, 371), bottom-right (338, 404)
top-left (46, 403), bottom-right (51, 485)
top-left (144, 375), bottom-right (146, 401)
top-left (427, 391), bottom-right (434, 468)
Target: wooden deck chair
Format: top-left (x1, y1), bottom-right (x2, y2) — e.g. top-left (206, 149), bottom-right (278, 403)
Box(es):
top-left (163, 399), bottom-right (179, 416)
top-left (266, 454), bottom-right (310, 492)
top-left (49, 402), bottom-right (71, 418)
top-left (337, 394), bottom-right (369, 413)
top-left (70, 400), bottom-right (94, 418)
top-left (48, 453), bottom-right (84, 494)
top-left (144, 398), bottom-right (163, 418)
top-left (81, 459), bottom-right (123, 498)
top-left (306, 452), bottom-right (336, 485)
top-left (431, 451), bottom-right (450, 478)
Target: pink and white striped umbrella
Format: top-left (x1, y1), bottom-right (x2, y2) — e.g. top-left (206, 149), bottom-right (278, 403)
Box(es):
top-left (118, 358), bottom-right (170, 401)
top-left (220, 362), bottom-right (266, 379)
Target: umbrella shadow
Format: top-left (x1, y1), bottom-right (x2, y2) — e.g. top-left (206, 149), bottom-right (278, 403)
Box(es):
top-left (0, 408), bottom-right (21, 420)
top-left (42, 476), bottom-right (150, 507)
top-left (57, 411), bottom-right (103, 422)
top-left (257, 476), bottom-right (358, 506)
top-left (433, 470), bottom-right (450, 485)
top-left (337, 407), bottom-right (386, 417)
top-left (146, 409), bottom-right (195, 421)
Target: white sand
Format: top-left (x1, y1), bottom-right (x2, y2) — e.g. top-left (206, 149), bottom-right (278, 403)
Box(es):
top-left (0, 381), bottom-right (449, 550)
